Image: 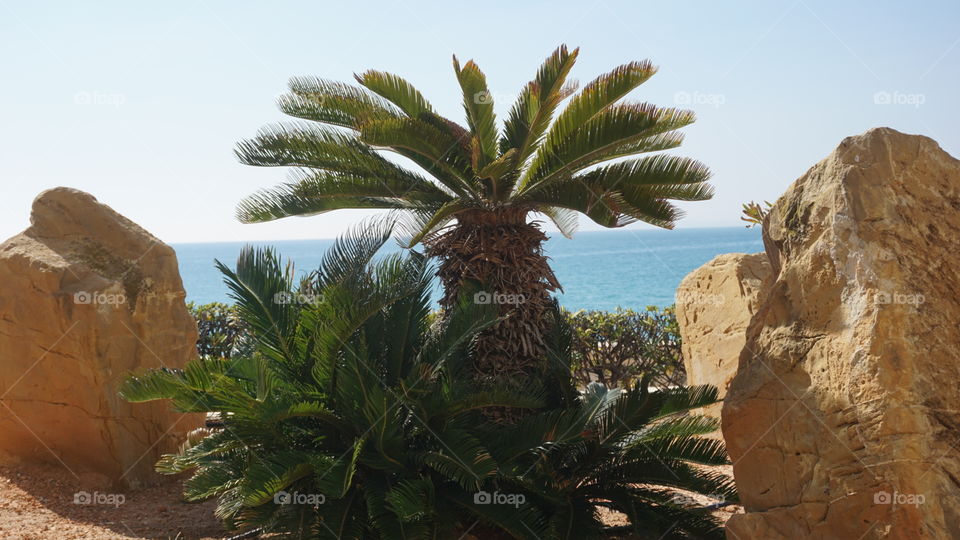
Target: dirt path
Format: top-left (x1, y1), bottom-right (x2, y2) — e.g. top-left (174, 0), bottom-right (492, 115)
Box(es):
top-left (0, 463), bottom-right (228, 539)
top-left (0, 462), bottom-right (740, 538)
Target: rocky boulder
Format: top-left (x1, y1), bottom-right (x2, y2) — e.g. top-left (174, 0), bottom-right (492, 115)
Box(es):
top-left (722, 128), bottom-right (960, 539)
top-left (0, 187), bottom-right (201, 489)
top-left (675, 253), bottom-right (771, 427)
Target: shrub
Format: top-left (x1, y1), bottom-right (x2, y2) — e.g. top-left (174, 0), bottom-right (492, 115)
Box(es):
top-left (122, 222), bottom-right (734, 539)
top-left (740, 200), bottom-right (772, 228)
top-left (567, 307), bottom-right (684, 389)
top-left (188, 302), bottom-right (252, 359)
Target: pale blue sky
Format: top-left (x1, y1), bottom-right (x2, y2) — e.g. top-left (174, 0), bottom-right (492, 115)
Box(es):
top-left (2, 1), bottom-right (957, 243)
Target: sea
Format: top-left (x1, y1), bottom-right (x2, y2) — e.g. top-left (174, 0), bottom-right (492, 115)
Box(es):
top-left (172, 227), bottom-right (763, 312)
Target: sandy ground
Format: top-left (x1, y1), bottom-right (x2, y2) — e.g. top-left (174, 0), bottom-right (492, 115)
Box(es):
top-left (598, 464), bottom-right (743, 535)
top-left (0, 463), bottom-right (740, 539)
top-left (0, 463), bottom-right (228, 539)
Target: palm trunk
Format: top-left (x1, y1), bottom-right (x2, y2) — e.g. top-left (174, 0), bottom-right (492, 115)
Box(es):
top-left (426, 208), bottom-right (560, 418)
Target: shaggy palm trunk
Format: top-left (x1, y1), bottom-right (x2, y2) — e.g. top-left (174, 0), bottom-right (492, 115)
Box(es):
top-left (426, 208), bottom-right (560, 419)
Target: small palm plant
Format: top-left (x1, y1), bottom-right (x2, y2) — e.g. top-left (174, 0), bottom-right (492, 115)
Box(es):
top-left (234, 45), bottom-right (714, 394)
top-left (122, 222), bottom-right (733, 539)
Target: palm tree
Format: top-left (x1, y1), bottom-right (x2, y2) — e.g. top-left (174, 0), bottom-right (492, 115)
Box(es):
top-left (121, 223), bottom-right (734, 539)
top-left (235, 45), bottom-right (713, 398)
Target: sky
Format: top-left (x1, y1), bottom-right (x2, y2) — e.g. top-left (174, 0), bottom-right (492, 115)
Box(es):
top-left (1, 0), bottom-right (958, 243)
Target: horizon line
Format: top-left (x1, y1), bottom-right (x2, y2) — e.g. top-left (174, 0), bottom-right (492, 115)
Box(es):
top-left (168, 224), bottom-right (758, 245)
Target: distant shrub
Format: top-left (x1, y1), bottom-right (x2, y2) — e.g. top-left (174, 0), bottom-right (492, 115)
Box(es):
top-left (740, 200), bottom-right (773, 228)
top-left (187, 302), bottom-right (252, 359)
top-left (190, 301), bottom-right (685, 387)
top-left (566, 306), bottom-right (684, 389)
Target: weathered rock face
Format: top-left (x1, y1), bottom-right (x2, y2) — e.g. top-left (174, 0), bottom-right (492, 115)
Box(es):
top-left (0, 187), bottom-right (201, 489)
top-left (722, 128), bottom-right (960, 539)
top-left (675, 253), bottom-right (771, 425)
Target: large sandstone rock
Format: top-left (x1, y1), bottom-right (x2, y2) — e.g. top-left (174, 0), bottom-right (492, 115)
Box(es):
top-left (675, 253), bottom-right (771, 425)
top-left (0, 187), bottom-right (201, 489)
top-left (722, 128), bottom-right (960, 539)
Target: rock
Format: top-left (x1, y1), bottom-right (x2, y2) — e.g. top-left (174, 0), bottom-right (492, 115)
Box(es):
top-left (722, 128), bottom-right (960, 539)
top-left (0, 187), bottom-right (201, 489)
top-left (675, 253), bottom-right (772, 428)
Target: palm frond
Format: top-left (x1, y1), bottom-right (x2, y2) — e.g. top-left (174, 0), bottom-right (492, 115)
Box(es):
top-left (280, 76), bottom-right (401, 128)
top-left (521, 104), bottom-right (696, 194)
top-left (501, 45), bottom-right (580, 164)
top-left (358, 116), bottom-right (477, 197)
top-left (452, 56), bottom-right (498, 169)
top-left (355, 70), bottom-right (433, 117)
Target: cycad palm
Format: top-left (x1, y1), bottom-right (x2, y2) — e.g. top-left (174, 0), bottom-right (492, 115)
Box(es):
top-left (121, 222), bottom-right (734, 539)
top-left (236, 45), bottom-right (713, 397)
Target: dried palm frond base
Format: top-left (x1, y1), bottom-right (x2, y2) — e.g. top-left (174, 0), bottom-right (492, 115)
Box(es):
top-left (426, 209), bottom-right (560, 421)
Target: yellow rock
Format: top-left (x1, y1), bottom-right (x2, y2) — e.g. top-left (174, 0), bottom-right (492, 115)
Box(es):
top-left (0, 187), bottom-right (202, 489)
top-left (723, 128), bottom-right (960, 539)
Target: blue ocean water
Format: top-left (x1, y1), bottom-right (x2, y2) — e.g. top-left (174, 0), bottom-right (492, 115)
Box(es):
top-left (172, 227), bottom-right (763, 311)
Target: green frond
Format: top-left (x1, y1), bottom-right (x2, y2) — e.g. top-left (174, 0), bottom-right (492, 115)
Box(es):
top-left (235, 123), bottom-right (427, 181)
top-left (396, 200), bottom-right (473, 247)
top-left (119, 367), bottom-right (187, 403)
top-left (437, 388), bottom-right (546, 421)
top-left (579, 382), bottom-right (623, 426)
top-left (235, 168), bottom-right (448, 223)
top-left (520, 104), bottom-right (696, 194)
top-left (476, 148), bottom-right (518, 201)
top-left (627, 414), bottom-right (720, 442)
top-left (313, 438), bottom-right (365, 498)
top-left (521, 182), bottom-right (635, 228)
top-left (182, 462), bottom-right (242, 502)
top-left (280, 76), bottom-right (401, 128)
top-left (423, 429), bottom-right (498, 490)
top-left (543, 60), bottom-right (657, 152)
top-left (354, 70), bottom-right (433, 117)
top-left (576, 154), bottom-right (712, 191)
top-left (537, 207), bottom-right (579, 238)
top-left (315, 215), bottom-right (397, 287)
top-left (654, 384), bottom-right (721, 418)
top-left (239, 450), bottom-right (315, 506)
top-left (452, 56), bottom-right (498, 169)
top-left (501, 45), bottom-right (580, 164)
top-left (385, 478), bottom-right (435, 521)
top-left (214, 247), bottom-right (301, 370)
top-left (358, 116), bottom-right (477, 197)
top-left (624, 433), bottom-right (729, 466)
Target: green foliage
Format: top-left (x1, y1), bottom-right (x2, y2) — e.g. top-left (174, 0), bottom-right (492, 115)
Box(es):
top-left (236, 45), bottom-right (713, 244)
top-left (122, 224), bottom-right (732, 539)
top-left (566, 307), bottom-right (684, 389)
top-left (189, 302), bottom-right (253, 359)
top-left (740, 200), bottom-right (772, 228)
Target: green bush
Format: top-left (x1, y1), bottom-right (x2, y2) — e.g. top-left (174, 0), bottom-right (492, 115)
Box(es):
top-left (188, 302), bottom-right (252, 359)
top-left (566, 307), bottom-right (684, 389)
top-left (123, 224), bottom-right (733, 539)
